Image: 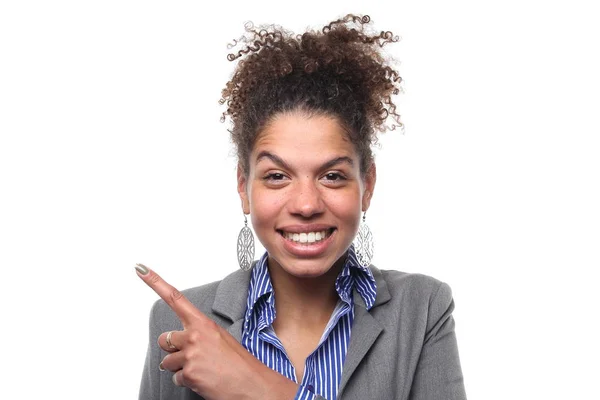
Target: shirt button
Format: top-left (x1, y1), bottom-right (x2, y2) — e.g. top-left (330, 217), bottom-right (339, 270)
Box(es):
top-left (307, 385), bottom-right (314, 391)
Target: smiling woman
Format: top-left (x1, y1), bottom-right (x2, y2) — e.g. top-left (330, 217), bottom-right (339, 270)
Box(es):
top-left (138, 13), bottom-right (466, 400)
top-left (239, 112), bottom-right (374, 279)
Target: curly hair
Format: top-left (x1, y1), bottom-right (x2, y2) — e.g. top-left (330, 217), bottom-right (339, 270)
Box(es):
top-left (219, 14), bottom-right (402, 177)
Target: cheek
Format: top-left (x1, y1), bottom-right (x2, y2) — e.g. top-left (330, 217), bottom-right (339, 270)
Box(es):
top-left (248, 187), bottom-right (285, 225)
top-left (323, 189), bottom-right (362, 220)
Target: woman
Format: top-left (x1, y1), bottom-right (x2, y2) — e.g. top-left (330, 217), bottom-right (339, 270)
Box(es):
top-left (136, 14), bottom-right (466, 400)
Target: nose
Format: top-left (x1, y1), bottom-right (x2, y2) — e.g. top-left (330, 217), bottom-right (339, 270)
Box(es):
top-left (289, 178), bottom-right (325, 218)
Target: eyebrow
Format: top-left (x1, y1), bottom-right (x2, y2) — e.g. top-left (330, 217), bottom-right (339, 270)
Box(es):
top-left (322, 156), bottom-right (354, 170)
top-left (255, 151), bottom-right (354, 170)
top-left (255, 151), bottom-right (292, 170)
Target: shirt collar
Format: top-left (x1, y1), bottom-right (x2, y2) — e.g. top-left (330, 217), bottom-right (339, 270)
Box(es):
top-left (334, 244), bottom-right (377, 310)
top-left (245, 252), bottom-right (273, 318)
top-left (245, 245), bottom-right (378, 322)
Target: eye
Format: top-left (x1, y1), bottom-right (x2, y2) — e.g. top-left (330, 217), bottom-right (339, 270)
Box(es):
top-left (321, 172), bottom-right (347, 184)
top-left (262, 172), bottom-right (289, 186)
top-left (266, 173), bottom-right (286, 181)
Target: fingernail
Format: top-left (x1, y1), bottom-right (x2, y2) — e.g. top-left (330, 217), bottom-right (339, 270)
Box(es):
top-left (135, 263), bottom-right (149, 275)
top-left (159, 361), bottom-right (165, 371)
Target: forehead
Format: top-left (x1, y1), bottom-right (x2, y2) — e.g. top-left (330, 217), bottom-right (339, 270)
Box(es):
top-left (253, 112), bottom-right (357, 161)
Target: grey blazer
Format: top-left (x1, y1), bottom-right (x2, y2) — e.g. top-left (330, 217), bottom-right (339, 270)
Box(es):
top-left (139, 266), bottom-right (467, 400)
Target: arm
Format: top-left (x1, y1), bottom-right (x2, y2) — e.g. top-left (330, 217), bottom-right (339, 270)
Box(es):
top-left (409, 282), bottom-right (467, 400)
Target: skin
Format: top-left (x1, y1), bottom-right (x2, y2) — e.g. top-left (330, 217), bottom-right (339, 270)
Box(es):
top-left (137, 109), bottom-right (376, 398)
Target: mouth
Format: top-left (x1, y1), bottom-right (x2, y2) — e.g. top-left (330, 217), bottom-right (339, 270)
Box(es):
top-left (277, 228), bottom-right (336, 245)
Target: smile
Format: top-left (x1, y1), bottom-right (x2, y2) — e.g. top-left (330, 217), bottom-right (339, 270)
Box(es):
top-left (278, 228), bottom-right (335, 244)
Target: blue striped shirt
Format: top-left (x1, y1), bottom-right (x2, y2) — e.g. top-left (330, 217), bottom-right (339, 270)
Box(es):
top-left (241, 245), bottom-right (377, 400)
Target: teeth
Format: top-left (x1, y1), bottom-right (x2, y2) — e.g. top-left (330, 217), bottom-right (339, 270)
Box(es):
top-left (284, 230), bottom-right (330, 244)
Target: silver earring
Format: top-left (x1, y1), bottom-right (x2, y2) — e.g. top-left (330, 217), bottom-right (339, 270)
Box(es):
top-left (353, 211), bottom-right (374, 268)
top-left (237, 214), bottom-right (255, 271)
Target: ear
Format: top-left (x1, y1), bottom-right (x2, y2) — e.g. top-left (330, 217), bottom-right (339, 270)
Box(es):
top-left (237, 164), bottom-right (251, 214)
top-left (362, 163), bottom-right (377, 212)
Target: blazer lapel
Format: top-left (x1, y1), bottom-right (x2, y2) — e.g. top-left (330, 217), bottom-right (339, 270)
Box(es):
top-left (211, 266), bottom-right (253, 343)
top-left (226, 319), bottom-right (245, 342)
top-left (337, 266), bottom-right (391, 397)
top-left (337, 298), bottom-right (383, 396)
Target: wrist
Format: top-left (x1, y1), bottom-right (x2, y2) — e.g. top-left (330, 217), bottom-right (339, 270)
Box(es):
top-left (238, 358), bottom-right (300, 400)
top-left (253, 364), bottom-right (298, 400)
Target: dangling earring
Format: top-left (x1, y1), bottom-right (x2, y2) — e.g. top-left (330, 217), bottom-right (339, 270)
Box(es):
top-left (353, 211), bottom-right (374, 268)
top-left (237, 214), bottom-right (255, 271)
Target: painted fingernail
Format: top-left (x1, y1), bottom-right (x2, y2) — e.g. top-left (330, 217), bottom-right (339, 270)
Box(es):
top-left (159, 361), bottom-right (165, 372)
top-left (135, 263), bottom-right (149, 275)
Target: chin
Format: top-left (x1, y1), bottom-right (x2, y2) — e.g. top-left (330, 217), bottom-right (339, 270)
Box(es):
top-left (282, 262), bottom-right (334, 279)
top-left (270, 251), bottom-right (347, 280)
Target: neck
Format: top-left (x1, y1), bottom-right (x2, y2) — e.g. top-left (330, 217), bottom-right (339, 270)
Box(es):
top-left (268, 256), bottom-right (345, 330)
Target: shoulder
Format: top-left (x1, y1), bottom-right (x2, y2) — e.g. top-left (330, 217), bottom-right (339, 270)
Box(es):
top-left (370, 266), bottom-right (455, 327)
top-left (377, 267), bottom-right (453, 301)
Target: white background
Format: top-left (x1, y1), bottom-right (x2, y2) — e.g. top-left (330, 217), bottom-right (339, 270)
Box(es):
top-left (1, 1), bottom-right (598, 399)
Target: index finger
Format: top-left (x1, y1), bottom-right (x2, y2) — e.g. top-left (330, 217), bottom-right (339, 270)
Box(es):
top-left (135, 263), bottom-right (205, 327)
